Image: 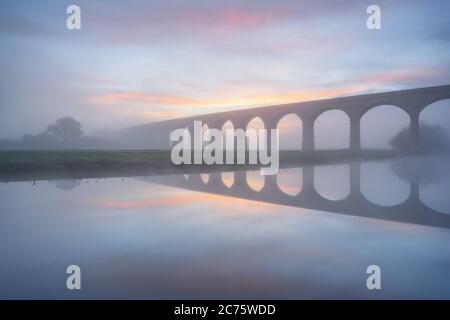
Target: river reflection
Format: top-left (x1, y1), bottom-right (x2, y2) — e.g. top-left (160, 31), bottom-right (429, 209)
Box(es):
top-left (0, 156), bottom-right (449, 299)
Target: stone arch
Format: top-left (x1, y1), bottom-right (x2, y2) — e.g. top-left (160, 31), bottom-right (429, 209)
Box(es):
top-left (246, 117), bottom-right (265, 151)
top-left (419, 99), bottom-right (450, 151)
top-left (222, 120), bottom-right (235, 151)
top-left (246, 116), bottom-right (265, 130)
top-left (202, 122), bottom-right (210, 149)
top-left (276, 113), bottom-right (303, 150)
top-left (361, 105), bottom-right (410, 149)
top-left (314, 109), bottom-right (350, 150)
top-left (222, 120), bottom-right (234, 131)
top-left (175, 125), bottom-right (193, 152)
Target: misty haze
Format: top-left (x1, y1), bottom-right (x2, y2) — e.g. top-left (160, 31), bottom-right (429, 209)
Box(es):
top-left (1, 0), bottom-right (450, 301)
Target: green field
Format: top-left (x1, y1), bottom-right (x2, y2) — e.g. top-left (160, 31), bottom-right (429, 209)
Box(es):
top-left (0, 150), bottom-right (173, 181)
top-left (0, 149), bottom-right (407, 182)
top-left (0, 149), bottom-right (171, 166)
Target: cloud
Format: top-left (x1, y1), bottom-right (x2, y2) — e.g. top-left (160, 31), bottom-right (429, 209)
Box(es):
top-left (360, 67), bottom-right (441, 86)
top-left (84, 0), bottom-right (363, 45)
top-left (1, 0), bottom-right (449, 136)
top-left (0, 14), bottom-right (54, 37)
top-left (88, 85), bottom-right (361, 108)
top-left (171, 5), bottom-right (291, 38)
top-left (84, 1), bottom-right (293, 45)
top-left (85, 64), bottom-right (448, 124)
top-left (88, 91), bottom-right (206, 106)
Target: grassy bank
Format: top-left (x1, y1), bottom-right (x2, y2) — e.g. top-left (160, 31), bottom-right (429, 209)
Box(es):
top-left (0, 150), bottom-right (173, 181)
top-left (0, 149), bottom-right (407, 182)
top-left (0, 150), bottom-right (171, 168)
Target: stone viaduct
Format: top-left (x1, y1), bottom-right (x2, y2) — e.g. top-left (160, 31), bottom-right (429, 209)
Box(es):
top-left (118, 84), bottom-right (450, 150)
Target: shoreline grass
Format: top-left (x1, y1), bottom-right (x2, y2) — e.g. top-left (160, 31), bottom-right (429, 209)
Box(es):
top-left (0, 148), bottom-right (413, 182)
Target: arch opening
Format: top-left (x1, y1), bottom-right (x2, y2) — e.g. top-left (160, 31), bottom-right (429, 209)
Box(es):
top-left (419, 99), bottom-right (450, 152)
top-left (361, 105), bottom-right (410, 150)
top-left (202, 123), bottom-right (210, 149)
top-left (276, 113), bottom-right (303, 150)
top-left (222, 120), bottom-right (235, 151)
top-left (246, 117), bottom-right (265, 151)
top-left (314, 110), bottom-right (350, 150)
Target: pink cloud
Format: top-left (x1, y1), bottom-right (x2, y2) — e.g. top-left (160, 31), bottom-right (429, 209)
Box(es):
top-left (173, 6), bottom-right (291, 37)
top-left (360, 67), bottom-right (440, 86)
top-left (89, 91), bottom-right (205, 106)
top-left (87, 86), bottom-right (358, 111)
top-left (87, 66), bottom-right (442, 122)
top-left (89, 3), bottom-right (293, 43)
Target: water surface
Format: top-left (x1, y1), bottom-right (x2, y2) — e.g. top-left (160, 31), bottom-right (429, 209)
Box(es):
top-left (1, 156), bottom-right (450, 299)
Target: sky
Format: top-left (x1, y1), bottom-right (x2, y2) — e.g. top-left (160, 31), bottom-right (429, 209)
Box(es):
top-left (1, 0), bottom-right (450, 140)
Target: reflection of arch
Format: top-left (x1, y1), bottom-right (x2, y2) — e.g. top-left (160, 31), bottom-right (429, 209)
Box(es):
top-left (361, 162), bottom-right (410, 206)
top-left (276, 113), bottom-right (302, 150)
top-left (184, 174), bottom-right (189, 180)
top-left (246, 170), bottom-right (264, 192)
top-left (148, 160), bottom-right (450, 229)
top-left (361, 105), bottom-right (410, 149)
top-left (201, 173), bottom-right (210, 184)
top-left (221, 172), bottom-right (234, 188)
top-left (314, 164), bottom-right (350, 200)
top-left (418, 156), bottom-right (450, 214)
top-left (314, 110), bottom-right (350, 150)
top-left (277, 168), bottom-right (302, 196)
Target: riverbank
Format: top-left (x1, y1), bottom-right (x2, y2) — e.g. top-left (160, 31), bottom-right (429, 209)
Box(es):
top-left (0, 149), bottom-right (408, 182)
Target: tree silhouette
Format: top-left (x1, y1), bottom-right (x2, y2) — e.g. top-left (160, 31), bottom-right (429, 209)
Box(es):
top-left (389, 122), bottom-right (449, 152)
top-left (46, 117), bottom-right (84, 142)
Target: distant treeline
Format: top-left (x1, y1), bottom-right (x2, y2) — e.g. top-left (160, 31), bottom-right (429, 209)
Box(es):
top-left (389, 122), bottom-right (450, 152)
top-left (0, 117), bottom-right (123, 150)
top-left (1, 117), bottom-right (450, 152)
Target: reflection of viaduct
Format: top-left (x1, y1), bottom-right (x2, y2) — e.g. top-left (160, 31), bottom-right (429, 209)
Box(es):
top-left (120, 85), bottom-right (450, 150)
top-left (149, 163), bottom-right (450, 229)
